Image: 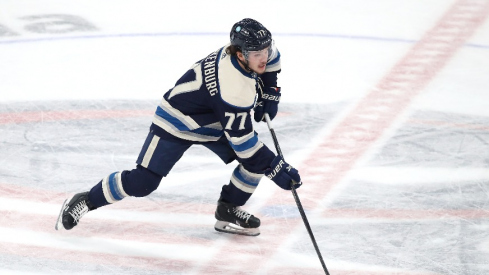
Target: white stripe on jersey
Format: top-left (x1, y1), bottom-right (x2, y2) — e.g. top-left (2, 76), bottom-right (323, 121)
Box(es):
top-left (167, 63), bottom-right (203, 99)
top-left (235, 142), bottom-right (263, 159)
top-left (226, 131), bottom-right (255, 146)
top-left (225, 132), bottom-right (264, 159)
top-left (159, 98), bottom-right (201, 130)
top-left (153, 115), bottom-right (222, 142)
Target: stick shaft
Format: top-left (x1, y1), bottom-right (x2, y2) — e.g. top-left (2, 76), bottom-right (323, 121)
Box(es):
top-left (264, 114), bottom-right (330, 275)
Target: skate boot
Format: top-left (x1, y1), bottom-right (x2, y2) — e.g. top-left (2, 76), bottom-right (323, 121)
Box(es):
top-left (55, 192), bottom-right (95, 230)
top-left (214, 200), bottom-right (260, 236)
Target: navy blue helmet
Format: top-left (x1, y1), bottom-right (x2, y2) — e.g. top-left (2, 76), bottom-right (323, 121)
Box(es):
top-left (230, 18), bottom-right (272, 54)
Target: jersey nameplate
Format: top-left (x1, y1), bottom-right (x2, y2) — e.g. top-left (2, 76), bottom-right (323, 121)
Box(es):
top-left (203, 51), bottom-right (219, 96)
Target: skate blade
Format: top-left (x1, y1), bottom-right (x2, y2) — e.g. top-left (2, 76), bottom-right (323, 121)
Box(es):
top-left (214, 221), bottom-right (260, 236)
top-left (55, 199), bottom-right (68, 230)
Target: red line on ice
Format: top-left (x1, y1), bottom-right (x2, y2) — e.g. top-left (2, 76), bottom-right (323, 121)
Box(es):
top-left (322, 208), bottom-right (489, 220)
top-left (1, 1), bottom-right (488, 273)
top-left (0, 109), bottom-right (153, 124)
top-left (0, 242), bottom-right (193, 273)
top-left (0, 182), bottom-right (215, 216)
top-left (198, 1), bottom-right (489, 274)
top-left (0, 209), bottom-right (215, 247)
top-left (269, 267), bottom-right (443, 275)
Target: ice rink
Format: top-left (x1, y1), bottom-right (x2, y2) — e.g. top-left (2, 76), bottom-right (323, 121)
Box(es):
top-left (1, 0), bottom-right (489, 274)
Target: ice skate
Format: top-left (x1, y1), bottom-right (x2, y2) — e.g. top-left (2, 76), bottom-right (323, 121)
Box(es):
top-left (214, 200), bottom-right (260, 236)
top-left (55, 192), bottom-right (95, 230)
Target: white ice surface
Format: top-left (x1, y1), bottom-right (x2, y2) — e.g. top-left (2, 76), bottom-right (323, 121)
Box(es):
top-left (1, 1), bottom-right (489, 274)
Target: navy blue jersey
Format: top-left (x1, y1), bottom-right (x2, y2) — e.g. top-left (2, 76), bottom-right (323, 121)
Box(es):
top-left (150, 43), bottom-right (281, 172)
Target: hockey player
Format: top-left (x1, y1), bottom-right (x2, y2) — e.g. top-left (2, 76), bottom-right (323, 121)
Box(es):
top-left (56, 18), bottom-right (302, 236)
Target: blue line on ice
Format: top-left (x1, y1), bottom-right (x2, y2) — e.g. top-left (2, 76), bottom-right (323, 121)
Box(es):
top-left (0, 32), bottom-right (488, 49)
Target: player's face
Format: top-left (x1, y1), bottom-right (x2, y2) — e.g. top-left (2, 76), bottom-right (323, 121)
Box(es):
top-left (246, 47), bottom-right (270, 74)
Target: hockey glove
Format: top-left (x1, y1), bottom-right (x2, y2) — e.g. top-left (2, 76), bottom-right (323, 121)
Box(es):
top-left (265, 155), bottom-right (302, 190)
top-left (254, 78), bottom-right (281, 122)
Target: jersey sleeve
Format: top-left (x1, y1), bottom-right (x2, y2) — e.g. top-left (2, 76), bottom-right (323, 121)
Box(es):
top-left (261, 44), bottom-right (281, 87)
top-left (208, 47), bottom-right (277, 172)
top-left (264, 44), bottom-right (281, 74)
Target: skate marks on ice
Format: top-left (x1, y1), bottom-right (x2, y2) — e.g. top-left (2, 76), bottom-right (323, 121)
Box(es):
top-left (231, 1), bottom-right (489, 274)
top-left (1, 1), bottom-right (489, 272)
top-left (1, 102), bottom-right (488, 275)
top-left (0, 100), bottom-right (338, 274)
top-left (319, 112), bottom-right (489, 275)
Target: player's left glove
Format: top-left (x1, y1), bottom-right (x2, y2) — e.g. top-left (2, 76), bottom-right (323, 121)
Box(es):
top-left (254, 77), bottom-right (281, 122)
top-left (265, 155), bottom-right (302, 190)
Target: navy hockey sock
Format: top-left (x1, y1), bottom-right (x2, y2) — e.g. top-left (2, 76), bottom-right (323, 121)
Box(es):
top-left (88, 165), bottom-right (163, 208)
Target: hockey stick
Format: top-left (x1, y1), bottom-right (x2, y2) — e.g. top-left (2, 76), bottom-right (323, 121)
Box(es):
top-left (264, 113), bottom-right (330, 275)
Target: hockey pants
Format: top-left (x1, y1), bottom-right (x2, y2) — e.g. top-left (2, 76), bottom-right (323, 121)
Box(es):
top-left (88, 131), bottom-right (265, 208)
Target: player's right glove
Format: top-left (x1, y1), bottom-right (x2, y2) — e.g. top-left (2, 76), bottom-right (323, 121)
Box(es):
top-left (254, 77), bottom-right (281, 122)
top-left (265, 155), bottom-right (302, 190)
